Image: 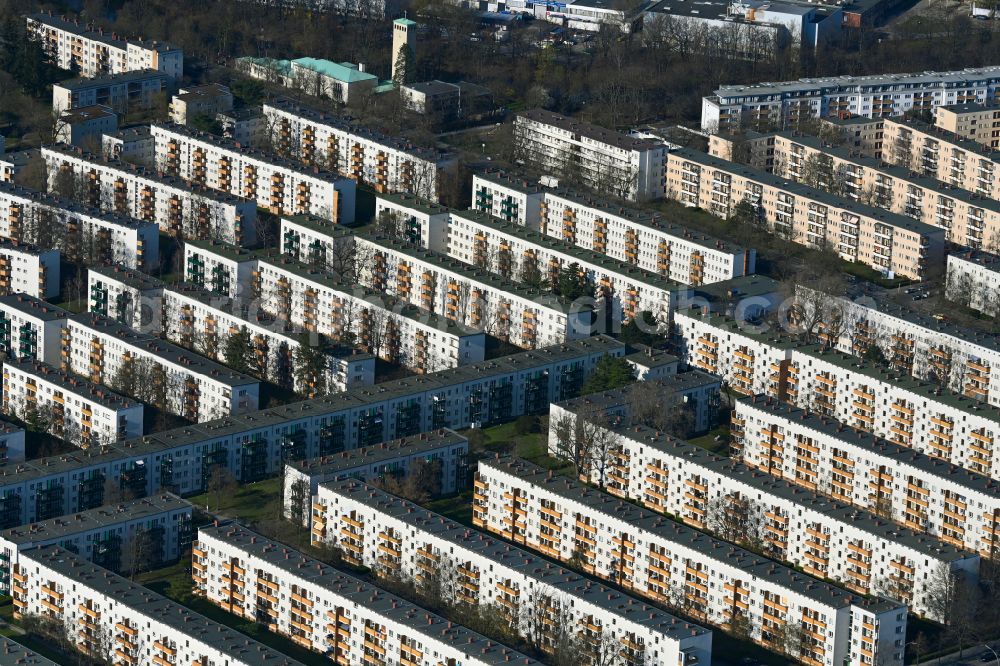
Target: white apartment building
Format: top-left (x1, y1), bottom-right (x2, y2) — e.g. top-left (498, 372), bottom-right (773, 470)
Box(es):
top-left (52, 69), bottom-right (170, 114)
top-left (282, 429), bottom-right (468, 524)
top-left (263, 99), bottom-right (456, 201)
top-left (254, 250), bottom-right (487, 373)
top-left (0, 178), bottom-right (159, 271)
top-left (87, 264), bottom-right (164, 332)
top-left (0, 239), bottom-right (59, 299)
top-left (312, 479), bottom-right (714, 666)
top-left (475, 457), bottom-right (909, 666)
top-left (101, 125), bottom-right (154, 164)
top-left (0, 493), bottom-right (192, 592)
top-left (665, 148), bottom-right (945, 279)
top-left (170, 83), bottom-right (234, 125)
top-left (374, 192), bottom-right (451, 252)
top-left (769, 132), bottom-right (1000, 252)
top-left (355, 231), bottom-right (594, 350)
top-left (194, 525), bottom-right (542, 666)
top-left (445, 208), bottom-right (677, 326)
top-left (43, 143), bottom-right (258, 246)
top-left (184, 239), bottom-right (259, 299)
top-left (734, 396), bottom-right (1000, 560)
top-left (150, 123), bottom-right (357, 224)
top-left (279, 213), bottom-right (360, 272)
top-left (935, 103), bottom-right (1000, 149)
top-left (0, 294), bottom-right (67, 364)
top-left (27, 13), bottom-right (183, 79)
top-left (471, 171), bottom-right (756, 285)
top-left (514, 109), bottom-right (668, 202)
top-left (55, 104), bottom-right (117, 148)
top-left (161, 282), bottom-right (376, 394)
top-left (702, 66), bottom-right (1000, 133)
top-left (946, 249), bottom-right (1000, 316)
top-left (0, 419), bottom-right (25, 466)
top-left (2, 359), bottom-right (144, 448)
top-left (62, 313), bottom-right (261, 423)
top-left (542, 409), bottom-right (977, 620)
top-left (11, 546), bottom-right (304, 666)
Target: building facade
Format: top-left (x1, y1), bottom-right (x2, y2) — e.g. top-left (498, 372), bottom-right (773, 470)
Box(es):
top-left (87, 264), bottom-right (165, 331)
top-left (0, 294), bottom-right (68, 364)
top-left (0, 240), bottom-right (59, 299)
top-left (946, 249), bottom-right (1000, 316)
top-left (52, 69), bottom-right (170, 113)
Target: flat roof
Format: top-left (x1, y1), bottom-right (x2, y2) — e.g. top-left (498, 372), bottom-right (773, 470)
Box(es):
top-left (0, 238), bottom-right (53, 257)
top-left (56, 68), bottom-right (168, 91)
top-left (291, 57), bottom-right (377, 84)
top-left (403, 80), bottom-right (460, 96)
top-left (322, 478), bottom-right (712, 639)
top-left (22, 545), bottom-right (305, 666)
top-left (89, 264), bottom-right (165, 292)
top-left (375, 191), bottom-right (450, 217)
top-left (886, 116), bottom-right (1000, 161)
top-left (175, 83), bottom-right (232, 102)
top-left (199, 524), bottom-right (542, 665)
top-left (554, 369), bottom-right (719, 414)
top-left (0, 294), bottom-right (68, 321)
top-left (287, 428), bottom-right (466, 477)
top-left (949, 247), bottom-right (1000, 271)
top-left (59, 104), bottom-right (117, 125)
top-left (0, 493), bottom-right (190, 546)
top-left (625, 343), bottom-right (679, 368)
top-left (518, 108), bottom-right (665, 152)
top-left (186, 238), bottom-right (261, 264)
top-left (0, 178), bottom-right (152, 231)
top-left (28, 13), bottom-right (181, 52)
top-left (6, 359), bottom-right (138, 410)
top-left (0, 636), bottom-right (58, 665)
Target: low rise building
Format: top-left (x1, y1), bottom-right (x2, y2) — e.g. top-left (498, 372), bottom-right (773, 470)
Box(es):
top-left (0, 336), bottom-right (624, 524)
top-left (514, 109), bottom-right (668, 201)
top-left (62, 313), bottom-right (261, 423)
top-left (0, 294), bottom-right (68, 364)
top-left (150, 122), bottom-right (357, 224)
top-left (236, 57), bottom-right (378, 104)
top-left (282, 429), bottom-right (468, 523)
top-left (2, 359), bottom-right (144, 447)
top-left (475, 457), bottom-right (909, 664)
top-left (52, 69), bottom-right (170, 113)
top-left (0, 239), bottom-right (59, 299)
top-left (55, 104), bottom-right (117, 148)
top-left (170, 83), bottom-right (234, 125)
top-left (216, 107), bottom-right (265, 146)
top-left (87, 264), bottom-right (165, 331)
top-left (0, 494), bottom-right (192, 591)
top-left (0, 178), bottom-right (159, 271)
top-left (946, 249), bottom-right (1000, 315)
top-left (12, 545), bottom-right (304, 666)
top-left (312, 478), bottom-right (714, 666)
top-left (263, 99), bottom-right (455, 201)
top-left (101, 125), bottom-right (154, 164)
top-left (195, 525), bottom-right (542, 666)
top-left (935, 103), bottom-right (1000, 149)
top-left (665, 148), bottom-right (945, 279)
top-left (43, 143), bottom-right (258, 245)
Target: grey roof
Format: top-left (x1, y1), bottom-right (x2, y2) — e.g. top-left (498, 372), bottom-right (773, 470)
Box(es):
top-left (949, 247), bottom-right (1000, 271)
top-left (624, 344), bottom-right (679, 369)
top-left (59, 104), bottom-right (117, 125)
top-left (518, 109), bottom-right (665, 152)
top-left (198, 524), bottom-right (542, 666)
top-left (0, 493), bottom-right (190, 546)
top-left (28, 13), bottom-right (180, 52)
top-left (0, 237), bottom-right (54, 257)
top-left (0, 636), bottom-right (58, 665)
top-left (89, 264), bottom-right (165, 292)
top-left (287, 428), bottom-right (467, 478)
top-left (403, 80), bottom-right (460, 96)
top-left (56, 68), bottom-right (168, 91)
top-left (5, 358), bottom-right (138, 410)
top-left (186, 238), bottom-right (261, 264)
top-left (375, 191), bottom-right (450, 217)
top-left (0, 294), bottom-right (68, 321)
top-left (0, 177), bottom-right (154, 232)
top-left (322, 478), bottom-right (712, 639)
top-left (21, 545), bottom-right (304, 666)
top-left (887, 116), bottom-right (1000, 160)
top-left (480, 456), bottom-right (919, 609)
top-left (554, 370), bottom-right (720, 414)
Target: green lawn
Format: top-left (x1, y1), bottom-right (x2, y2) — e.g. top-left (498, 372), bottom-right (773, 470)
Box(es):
top-left (187, 476), bottom-right (283, 525)
top-left (687, 426), bottom-right (730, 455)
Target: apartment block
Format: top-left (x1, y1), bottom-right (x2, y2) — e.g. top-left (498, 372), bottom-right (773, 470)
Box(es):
top-left (263, 99), bottom-right (456, 201)
top-left (0, 336), bottom-right (624, 525)
top-left (770, 131), bottom-right (1000, 251)
top-left (0, 294), bottom-right (67, 364)
top-left (62, 313), bottom-right (261, 423)
top-left (625, 344), bottom-right (680, 381)
top-left (312, 479), bottom-right (714, 666)
top-left (161, 282), bottom-right (376, 394)
top-left (11, 546), bottom-right (304, 666)
top-left (101, 125), bottom-right (154, 165)
top-left (355, 231), bottom-right (594, 350)
top-left (475, 457), bottom-right (909, 666)
top-left (935, 103), bottom-right (1000, 149)
top-left (27, 13), bottom-right (183, 79)
top-left (55, 104), bottom-right (117, 148)
top-left (149, 123), bottom-right (357, 224)
top-left (733, 396), bottom-right (1000, 560)
top-left (514, 109), bottom-right (667, 202)
top-left (374, 192), bottom-right (451, 252)
top-left (194, 525), bottom-right (541, 666)
top-left (170, 83), bottom-right (234, 124)
top-left (470, 171), bottom-right (546, 227)
top-left (0, 493), bottom-right (192, 592)
top-left (43, 143), bottom-right (258, 246)
top-left (52, 69), bottom-right (169, 113)
top-left (279, 213), bottom-right (361, 270)
top-left (946, 249), bottom-right (1000, 315)
top-left (0, 239), bottom-right (59, 299)
top-left (0, 178), bottom-right (158, 271)
top-left (87, 264), bottom-right (165, 331)
top-left (707, 131), bottom-right (778, 171)
top-left (665, 148), bottom-right (945, 279)
top-left (184, 239), bottom-right (259, 299)
top-left (2, 359), bottom-right (144, 448)
top-left (282, 429), bottom-right (469, 523)
top-left (701, 66), bottom-right (1000, 132)
top-left (543, 409), bottom-right (977, 619)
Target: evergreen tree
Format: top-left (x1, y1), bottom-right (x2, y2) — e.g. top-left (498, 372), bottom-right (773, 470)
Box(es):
top-left (223, 327), bottom-right (253, 374)
top-left (556, 262), bottom-right (590, 300)
top-left (580, 355), bottom-right (636, 394)
top-left (392, 44), bottom-right (416, 87)
top-left (293, 332), bottom-right (329, 397)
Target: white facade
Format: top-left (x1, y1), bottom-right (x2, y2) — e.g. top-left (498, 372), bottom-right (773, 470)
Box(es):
top-left (946, 250), bottom-right (1000, 316)
top-left (263, 99), bottom-right (454, 201)
top-left (0, 420), bottom-right (25, 466)
top-left (514, 109), bottom-right (667, 201)
top-left (0, 294), bottom-right (68, 364)
top-left (63, 313), bottom-right (261, 423)
top-left (170, 83), bottom-right (234, 125)
top-left (476, 457), bottom-right (909, 666)
top-left (55, 104), bottom-right (117, 148)
top-left (52, 70), bottom-right (169, 114)
top-left (12, 546), bottom-right (303, 666)
top-left (151, 122), bottom-right (357, 224)
top-left (184, 239), bottom-right (260, 299)
top-left (312, 479), bottom-right (714, 666)
top-left (2, 359), bottom-right (144, 448)
top-left (279, 214), bottom-right (361, 271)
top-left (0, 240), bottom-right (59, 299)
top-left (373, 192), bottom-right (451, 253)
top-left (471, 171), bottom-right (546, 228)
top-left (27, 13), bottom-right (183, 79)
top-left (195, 524), bottom-right (541, 666)
top-left (0, 178), bottom-right (158, 271)
top-left (87, 264), bottom-right (165, 332)
top-left (43, 143), bottom-right (258, 246)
